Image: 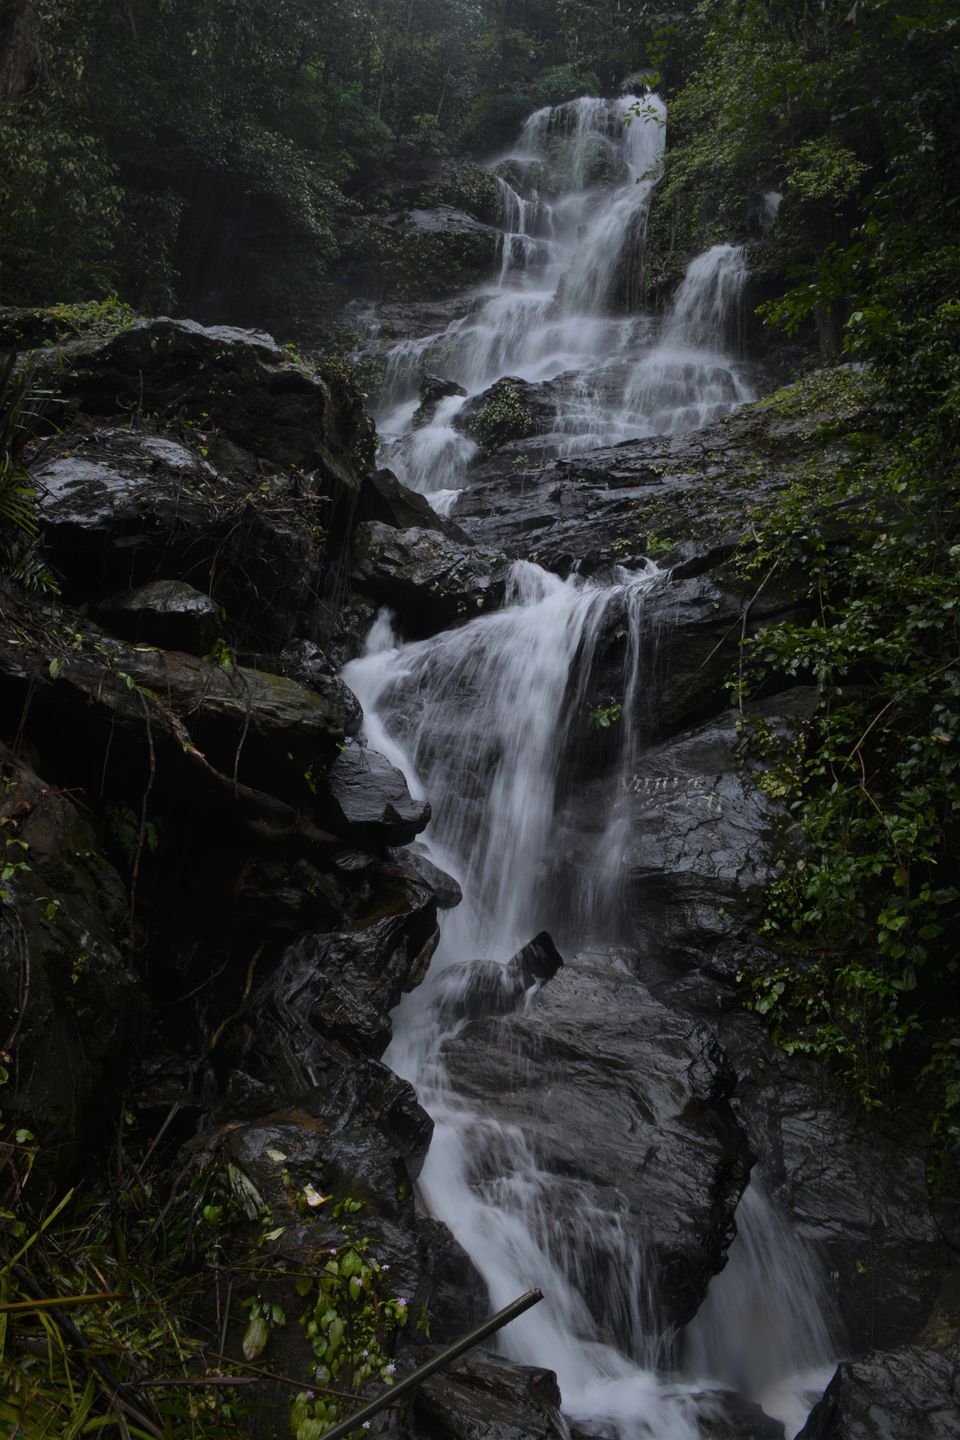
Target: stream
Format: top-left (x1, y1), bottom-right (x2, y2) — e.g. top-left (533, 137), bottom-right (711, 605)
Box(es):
top-left (343, 94), bottom-right (838, 1440)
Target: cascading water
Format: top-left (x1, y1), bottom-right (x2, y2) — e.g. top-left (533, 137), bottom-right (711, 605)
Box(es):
top-left (376, 93), bottom-right (755, 502)
top-left (343, 560), bottom-right (838, 1438)
top-left (348, 87), bottom-right (835, 1440)
top-left (683, 1180), bottom-right (839, 1436)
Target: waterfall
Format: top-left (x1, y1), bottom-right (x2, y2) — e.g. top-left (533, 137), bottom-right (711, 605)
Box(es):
top-left (684, 1181), bottom-right (839, 1436)
top-left (376, 93), bottom-right (756, 499)
top-left (343, 560), bottom-right (838, 1439)
top-left (349, 88), bottom-right (833, 1440)
top-left (617, 243), bottom-right (753, 436)
top-left (344, 562), bottom-right (661, 959)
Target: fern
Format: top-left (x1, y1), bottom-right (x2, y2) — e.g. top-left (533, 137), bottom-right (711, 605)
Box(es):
top-left (0, 353), bottom-right (59, 573)
top-left (0, 536), bottom-right (58, 593)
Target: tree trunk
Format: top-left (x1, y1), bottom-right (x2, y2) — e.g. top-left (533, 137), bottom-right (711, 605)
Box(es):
top-left (0, 0), bottom-right (40, 106)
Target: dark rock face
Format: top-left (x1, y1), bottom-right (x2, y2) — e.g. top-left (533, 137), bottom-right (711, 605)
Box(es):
top-left (797, 1347), bottom-right (960, 1440)
top-left (93, 579), bottom-right (222, 654)
top-left (0, 743), bottom-right (144, 1178)
top-left (406, 1349), bottom-right (565, 1440)
top-left (51, 317), bottom-right (375, 484)
top-left (326, 740), bottom-right (432, 847)
top-left (36, 427), bottom-right (326, 647)
top-left (728, 1037), bottom-right (950, 1357)
top-left (351, 521), bottom-right (508, 637)
top-left (237, 856), bottom-right (440, 1063)
top-left (442, 961), bottom-right (752, 1335)
top-left (453, 369), bottom-right (880, 589)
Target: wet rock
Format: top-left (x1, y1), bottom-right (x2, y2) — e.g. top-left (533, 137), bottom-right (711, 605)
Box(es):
top-left (50, 317), bottom-right (375, 485)
top-left (92, 578), bottom-right (221, 654)
top-left (350, 296), bottom-right (476, 354)
top-left (420, 374), bottom-right (468, 404)
top-left (412, 1216), bottom-right (487, 1341)
top-left (727, 1035), bottom-right (950, 1356)
top-left (351, 521), bottom-right (508, 638)
top-left (509, 930), bottom-right (564, 986)
top-left (239, 860), bottom-right (439, 1061)
top-left (796, 1347), bottom-right (960, 1440)
top-left (388, 843), bottom-right (463, 910)
top-left (407, 1349), bottom-right (564, 1440)
top-left (696, 1392), bottom-right (786, 1439)
top-left (80, 644), bottom-right (347, 804)
top-left (432, 933), bottom-right (564, 1027)
top-left (442, 960), bottom-right (751, 1333)
top-left (454, 369), bottom-right (880, 590)
top-left (360, 466), bottom-right (452, 534)
top-left (36, 427), bottom-right (324, 646)
top-left (551, 700), bottom-right (791, 998)
top-left (325, 739), bottom-right (431, 847)
top-left (272, 640), bottom-right (365, 736)
top-left (619, 708), bottom-right (778, 954)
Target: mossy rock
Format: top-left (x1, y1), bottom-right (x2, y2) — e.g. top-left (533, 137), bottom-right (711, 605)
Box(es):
top-left (0, 299), bottom-right (137, 353)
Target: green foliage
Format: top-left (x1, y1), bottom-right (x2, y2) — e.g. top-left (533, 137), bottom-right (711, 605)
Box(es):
top-left (293, 1198), bottom-right (409, 1440)
top-left (589, 703), bottom-right (623, 730)
top-left (0, 354), bottom-right (59, 592)
top-left (467, 382), bottom-right (537, 451)
top-left (733, 361), bottom-right (960, 1153)
top-left (0, 1074), bottom-right (418, 1440)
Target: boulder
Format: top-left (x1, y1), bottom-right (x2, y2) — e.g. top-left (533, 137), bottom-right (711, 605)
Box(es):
top-left (351, 521), bottom-right (508, 638)
top-left (388, 843), bottom-right (463, 911)
top-left (92, 578), bottom-right (221, 654)
top-left (420, 374), bottom-right (468, 404)
top-left (48, 317), bottom-right (375, 486)
top-left (797, 1347), bottom-right (960, 1440)
top-left (442, 960), bottom-right (751, 1335)
top-left (430, 932), bottom-right (564, 1027)
top-left (456, 376), bottom-right (555, 454)
top-left (325, 739), bottom-right (431, 847)
top-left (36, 427), bottom-right (325, 647)
top-left (407, 1349), bottom-right (565, 1440)
top-left (360, 466), bottom-right (453, 534)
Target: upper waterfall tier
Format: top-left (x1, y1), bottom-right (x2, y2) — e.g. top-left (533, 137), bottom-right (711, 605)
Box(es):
top-left (373, 93), bottom-right (755, 501)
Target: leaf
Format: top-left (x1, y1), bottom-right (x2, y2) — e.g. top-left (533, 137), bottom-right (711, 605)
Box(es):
top-left (242, 1314), bottom-right (269, 1360)
top-left (48, 657), bottom-right (62, 679)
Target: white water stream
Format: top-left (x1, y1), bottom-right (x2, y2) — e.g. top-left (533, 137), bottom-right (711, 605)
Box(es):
top-left (343, 93), bottom-right (836, 1440)
top-left (343, 575), bottom-right (836, 1439)
top-left (375, 94), bottom-right (753, 504)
